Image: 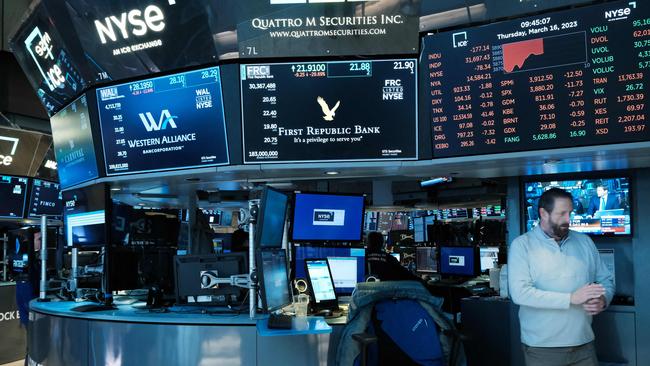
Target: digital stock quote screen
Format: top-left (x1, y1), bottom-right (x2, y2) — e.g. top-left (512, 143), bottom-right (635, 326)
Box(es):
top-left (423, 0), bottom-right (650, 158)
top-left (240, 59), bottom-right (418, 164)
top-left (97, 66), bottom-right (229, 175)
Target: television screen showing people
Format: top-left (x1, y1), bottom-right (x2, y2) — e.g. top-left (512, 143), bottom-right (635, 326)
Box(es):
top-left (524, 177), bottom-right (630, 235)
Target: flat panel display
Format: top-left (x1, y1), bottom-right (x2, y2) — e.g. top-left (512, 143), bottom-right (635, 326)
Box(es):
top-left (28, 179), bottom-right (63, 219)
top-left (50, 94), bottom-right (99, 188)
top-left (416, 246), bottom-right (438, 273)
top-left (423, 0), bottom-right (650, 158)
top-left (235, 0), bottom-right (419, 58)
top-left (524, 177), bottom-right (631, 236)
top-left (9, 1), bottom-right (88, 115)
top-left (256, 187), bottom-right (289, 248)
top-left (241, 59), bottom-right (418, 163)
top-left (258, 249), bottom-right (292, 312)
top-left (479, 246), bottom-right (500, 272)
top-left (293, 245), bottom-right (365, 294)
top-left (64, 0), bottom-right (220, 82)
top-left (292, 193), bottom-right (365, 242)
top-left (97, 66), bottom-right (229, 175)
top-left (62, 184), bottom-right (107, 247)
top-left (0, 175), bottom-right (28, 218)
top-left (0, 127), bottom-right (51, 177)
top-left (440, 246), bottom-right (476, 277)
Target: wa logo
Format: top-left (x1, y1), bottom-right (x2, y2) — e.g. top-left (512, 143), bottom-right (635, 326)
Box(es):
top-left (138, 109), bottom-right (178, 132)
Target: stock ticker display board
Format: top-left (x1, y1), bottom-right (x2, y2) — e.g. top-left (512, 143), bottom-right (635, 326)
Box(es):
top-left (424, 0), bottom-right (650, 158)
top-left (96, 66), bottom-right (230, 176)
top-left (240, 59), bottom-right (418, 163)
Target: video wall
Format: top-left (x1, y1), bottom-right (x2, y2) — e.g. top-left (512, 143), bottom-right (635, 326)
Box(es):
top-left (21, 0), bottom-right (650, 187)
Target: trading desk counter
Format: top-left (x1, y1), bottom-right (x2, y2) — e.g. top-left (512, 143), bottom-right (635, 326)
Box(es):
top-left (28, 300), bottom-right (345, 366)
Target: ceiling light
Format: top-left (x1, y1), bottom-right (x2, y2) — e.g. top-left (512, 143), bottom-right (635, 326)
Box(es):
top-left (325, 171), bottom-right (340, 175)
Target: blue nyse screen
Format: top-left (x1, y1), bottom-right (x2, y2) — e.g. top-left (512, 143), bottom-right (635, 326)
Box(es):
top-left (96, 66), bottom-right (230, 175)
top-left (50, 95), bottom-right (99, 188)
top-left (292, 193), bottom-right (365, 242)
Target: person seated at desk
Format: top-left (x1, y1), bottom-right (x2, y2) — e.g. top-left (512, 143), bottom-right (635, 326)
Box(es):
top-left (587, 183), bottom-right (620, 217)
top-left (366, 232), bottom-right (421, 282)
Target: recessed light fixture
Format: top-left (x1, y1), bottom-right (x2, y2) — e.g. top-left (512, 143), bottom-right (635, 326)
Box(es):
top-left (137, 203), bottom-right (145, 206)
top-left (110, 187), bottom-right (121, 191)
top-left (324, 171), bottom-right (339, 175)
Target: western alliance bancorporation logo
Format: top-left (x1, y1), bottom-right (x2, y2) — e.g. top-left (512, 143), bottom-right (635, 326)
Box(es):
top-left (138, 109), bottom-right (178, 132)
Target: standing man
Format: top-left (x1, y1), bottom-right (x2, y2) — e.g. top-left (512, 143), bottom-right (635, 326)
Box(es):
top-left (509, 188), bottom-right (615, 366)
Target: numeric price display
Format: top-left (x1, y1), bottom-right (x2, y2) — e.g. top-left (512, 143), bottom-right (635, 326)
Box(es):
top-left (424, 0), bottom-right (650, 158)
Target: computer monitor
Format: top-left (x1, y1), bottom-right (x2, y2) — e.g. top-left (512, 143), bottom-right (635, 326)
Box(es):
top-left (480, 247), bottom-right (500, 273)
top-left (291, 193), bottom-right (365, 242)
top-left (256, 187), bottom-right (290, 248)
top-left (28, 179), bottom-right (63, 219)
top-left (305, 258), bottom-right (338, 312)
top-left (0, 175), bottom-right (28, 218)
top-left (293, 245), bottom-right (365, 294)
top-left (258, 249), bottom-right (292, 313)
top-left (439, 246), bottom-right (477, 277)
top-left (326, 257), bottom-right (358, 293)
top-left (62, 184), bottom-right (108, 248)
top-left (174, 253), bottom-right (247, 306)
top-left (414, 216), bottom-right (426, 242)
top-left (416, 247), bottom-right (438, 273)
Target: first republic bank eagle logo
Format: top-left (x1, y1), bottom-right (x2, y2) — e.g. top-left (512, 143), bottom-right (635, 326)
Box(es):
top-left (317, 96), bottom-right (340, 121)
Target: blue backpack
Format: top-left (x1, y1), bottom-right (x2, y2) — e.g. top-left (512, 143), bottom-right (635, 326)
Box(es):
top-left (358, 299), bottom-right (444, 366)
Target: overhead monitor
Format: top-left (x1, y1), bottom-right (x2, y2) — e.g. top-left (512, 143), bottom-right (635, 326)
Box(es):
top-left (9, 1), bottom-right (88, 115)
top-left (439, 246), bottom-right (477, 277)
top-left (524, 176), bottom-right (631, 236)
top-left (258, 248), bottom-right (292, 313)
top-left (62, 184), bottom-right (107, 248)
top-left (293, 245), bottom-right (365, 294)
top-left (423, 0), bottom-right (650, 158)
top-left (256, 187), bottom-right (290, 249)
top-left (292, 193), bottom-right (365, 242)
top-left (0, 175), bottom-right (29, 219)
top-left (235, 1), bottom-right (419, 58)
top-left (202, 210), bottom-right (223, 226)
top-left (64, 1), bottom-right (220, 82)
top-left (28, 179), bottom-right (63, 219)
top-left (96, 66), bottom-right (229, 176)
top-left (241, 59), bottom-right (418, 164)
top-left (480, 246), bottom-right (500, 273)
top-left (50, 94), bottom-right (99, 188)
top-left (416, 246), bottom-right (438, 273)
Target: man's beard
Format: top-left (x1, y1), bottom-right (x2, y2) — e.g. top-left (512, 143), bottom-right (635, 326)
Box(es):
top-left (550, 220), bottom-right (570, 237)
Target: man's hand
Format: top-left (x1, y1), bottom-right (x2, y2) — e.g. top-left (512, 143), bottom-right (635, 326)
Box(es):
top-left (570, 283), bottom-right (606, 305)
top-left (583, 296), bottom-right (606, 315)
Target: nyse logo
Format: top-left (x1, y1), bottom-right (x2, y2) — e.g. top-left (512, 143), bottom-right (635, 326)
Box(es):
top-left (448, 255), bottom-right (465, 267)
top-left (66, 200), bottom-right (76, 208)
top-left (453, 31), bottom-right (468, 48)
top-left (138, 110), bottom-right (178, 131)
top-left (94, 1), bottom-right (176, 44)
top-left (382, 79), bottom-right (403, 100)
top-left (313, 209), bottom-right (345, 226)
top-left (605, 2), bottom-right (636, 21)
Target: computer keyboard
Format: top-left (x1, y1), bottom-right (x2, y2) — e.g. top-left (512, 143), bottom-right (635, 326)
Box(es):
top-left (268, 313), bottom-right (293, 330)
